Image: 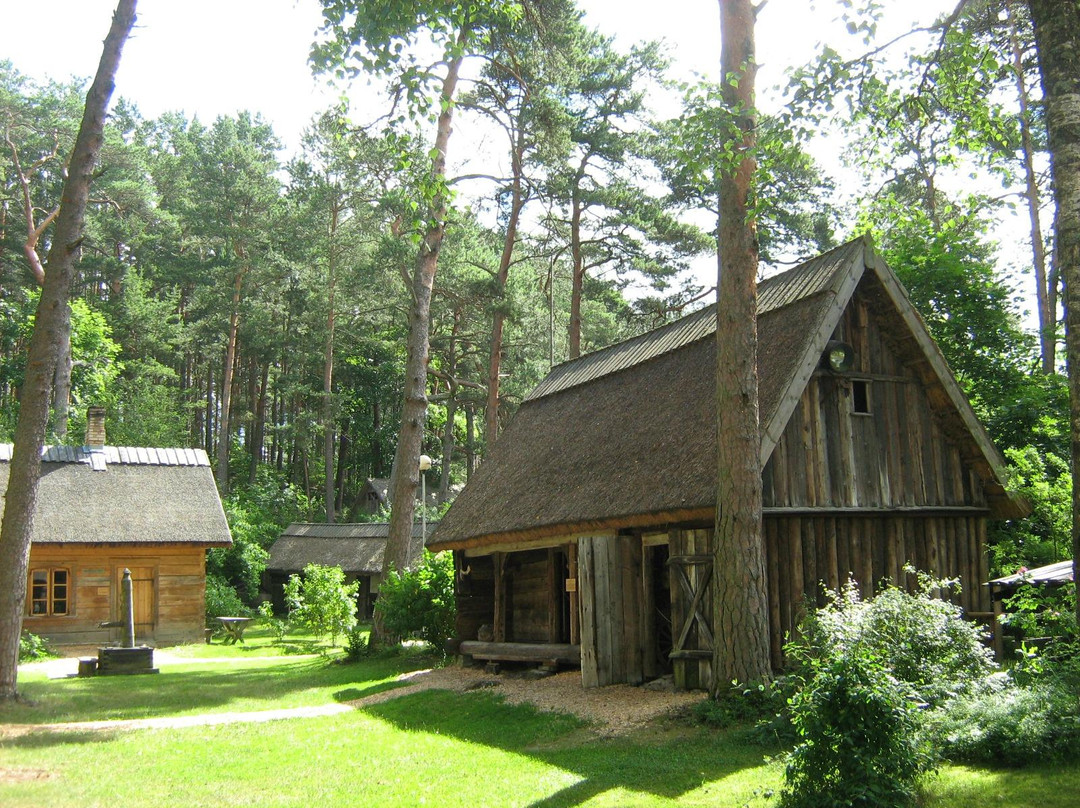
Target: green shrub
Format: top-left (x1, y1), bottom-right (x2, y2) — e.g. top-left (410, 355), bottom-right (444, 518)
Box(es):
top-left (205, 573), bottom-right (251, 624)
top-left (284, 563), bottom-right (359, 647)
top-left (780, 647), bottom-right (933, 808)
top-left (929, 676), bottom-right (1080, 765)
top-left (791, 571), bottom-right (994, 707)
top-left (257, 601), bottom-right (290, 642)
top-left (19, 630), bottom-right (53, 662)
top-left (344, 624), bottom-right (372, 661)
top-left (375, 550), bottom-right (455, 653)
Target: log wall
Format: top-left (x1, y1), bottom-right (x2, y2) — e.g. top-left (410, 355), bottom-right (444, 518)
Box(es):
top-left (24, 543), bottom-right (208, 645)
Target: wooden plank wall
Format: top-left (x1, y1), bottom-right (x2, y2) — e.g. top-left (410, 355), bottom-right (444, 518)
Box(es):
top-left (25, 544), bottom-right (207, 645)
top-left (506, 548), bottom-right (558, 643)
top-left (454, 551), bottom-right (494, 643)
top-left (578, 534), bottom-right (643, 687)
top-left (762, 295), bottom-right (987, 511)
top-left (763, 514), bottom-right (991, 669)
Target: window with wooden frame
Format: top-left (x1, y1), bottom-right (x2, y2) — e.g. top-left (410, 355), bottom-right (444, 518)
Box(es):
top-left (28, 568), bottom-right (70, 616)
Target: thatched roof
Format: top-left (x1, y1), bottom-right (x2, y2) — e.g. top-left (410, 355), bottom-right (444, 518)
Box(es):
top-left (430, 237), bottom-right (1021, 551)
top-left (267, 522), bottom-right (434, 574)
top-left (0, 444), bottom-right (231, 546)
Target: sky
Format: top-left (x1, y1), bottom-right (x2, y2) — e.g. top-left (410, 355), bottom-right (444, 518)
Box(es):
top-left (0, 0), bottom-right (952, 153)
top-left (4, 1), bottom-right (1010, 302)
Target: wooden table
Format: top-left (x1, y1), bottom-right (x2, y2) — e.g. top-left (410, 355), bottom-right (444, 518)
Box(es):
top-left (216, 616), bottom-right (254, 644)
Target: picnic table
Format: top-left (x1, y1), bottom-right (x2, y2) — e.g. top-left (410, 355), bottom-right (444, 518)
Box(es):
top-left (216, 616), bottom-right (254, 644)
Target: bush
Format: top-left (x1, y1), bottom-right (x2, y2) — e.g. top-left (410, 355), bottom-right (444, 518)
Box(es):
top-left (344, 624), bottom-right (372, 661)
top-left (284, 563), bottom-right (359, 647)
top-left (205, 573), bottom-right (250, 624)
top-left (790, 571), bottom-right (994, 707)
top-left (780, 647), bottom-right (933, 808)
top-left (929, 676), bottom-right (1080, 766)
top-left (375, 550), bottom-right (455, 652)
top-left (257, 601), bottom-right (289, 643)
top-left (19, 631), bottom-right (53, 662)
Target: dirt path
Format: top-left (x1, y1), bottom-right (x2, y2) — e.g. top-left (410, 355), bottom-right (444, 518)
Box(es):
top-left (2, 662), bottom-right (705, 740)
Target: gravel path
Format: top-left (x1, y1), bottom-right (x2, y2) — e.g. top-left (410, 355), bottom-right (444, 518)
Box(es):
top-left (3, 658), bottom-right (706, 740)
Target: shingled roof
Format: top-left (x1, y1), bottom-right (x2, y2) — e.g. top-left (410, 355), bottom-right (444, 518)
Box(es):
top-left (429, 237), bottom-right (1020, 551)
top-left (267, 522), bottom-right (435, 574)
top-left (0, 444), bottom-right (231, 546)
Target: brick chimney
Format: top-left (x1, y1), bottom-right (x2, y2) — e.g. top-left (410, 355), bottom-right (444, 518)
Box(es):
top-left (86, 406), bottom-right (107, 448)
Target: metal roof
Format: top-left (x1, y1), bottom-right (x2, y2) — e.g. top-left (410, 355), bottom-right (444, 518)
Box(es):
top-left (990, 559), bottom-right (1074, 587)
top-left (525, 239), bottom-right (863, 402)
top-left (0, 443), bottom-right (211, 468)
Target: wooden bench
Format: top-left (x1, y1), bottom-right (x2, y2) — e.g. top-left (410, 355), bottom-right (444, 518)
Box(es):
top-left (459, 641), bottom-right (580, 672)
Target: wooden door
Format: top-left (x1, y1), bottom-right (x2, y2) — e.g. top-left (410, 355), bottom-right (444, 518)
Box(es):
top-left (116, 566), bottom-right (156, 640)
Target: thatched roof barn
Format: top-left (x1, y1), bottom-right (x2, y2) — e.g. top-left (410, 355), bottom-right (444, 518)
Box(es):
top-left (3, 438), bottom-right (231, 645)
top-left (264, 521), bottom-right (435, 616)
top-left (430, 237), bottom-right (1025, 689)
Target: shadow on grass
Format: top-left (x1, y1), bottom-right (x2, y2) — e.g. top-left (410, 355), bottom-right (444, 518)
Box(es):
top-left (0, 730), bottom-right (124, 750)
top-left (2, 654), bottom-right (437, 726)
top-left (362, 688), bottom-right (772, 807)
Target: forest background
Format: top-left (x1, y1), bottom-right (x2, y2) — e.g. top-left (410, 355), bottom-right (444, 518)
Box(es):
top-left (0, 0), bottom-right (1069, 610)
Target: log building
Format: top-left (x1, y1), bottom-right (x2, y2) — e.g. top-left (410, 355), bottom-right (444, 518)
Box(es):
top-left (429, 237), bottom-right (1026, 689)
top-left (1, 426), bottom-right (231, 646)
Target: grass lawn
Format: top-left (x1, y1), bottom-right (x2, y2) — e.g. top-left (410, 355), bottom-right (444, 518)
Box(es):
top-left (3, 651), bottom-right (1080, 807)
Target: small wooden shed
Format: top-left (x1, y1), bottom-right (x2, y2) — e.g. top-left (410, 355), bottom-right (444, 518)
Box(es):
top-left (265, 522), bottom-right (434, 616)
top-left (2, 442), bottom-right (232, 646)
top-left (429, 237), bottom-right (1026, 690)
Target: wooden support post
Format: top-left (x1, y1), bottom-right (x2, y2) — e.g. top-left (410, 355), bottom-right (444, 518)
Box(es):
top-left (493, 552), bottom-right (506, 643)
top-left (568, 543), bottom-right (579, 646)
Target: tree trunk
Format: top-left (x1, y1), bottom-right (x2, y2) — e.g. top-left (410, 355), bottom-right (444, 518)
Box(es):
top-left (1027, 0), bottom-right (1080, 626)
top-left (324, 204), bottom-right (339, 523)
top-left (484, 126), bottom-right (527, 444)
top-left (568, 158), bottom-right (588, 360)
top-left (216, 267), bottom-right (246, 493)
top-left (1008, 0), bottom-right (1054, 372)
top-left (384, 40), bottom-right (467, 577)
top-left (0, 0), bottom-right (136, 701)
top-left (711, 0), bottom-right (772, 692)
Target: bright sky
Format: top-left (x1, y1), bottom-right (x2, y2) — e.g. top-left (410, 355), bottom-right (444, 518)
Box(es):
top-left (8, 1), bottom-right (1019, 306)
top-left (0, 0), bottom-right (952, 153)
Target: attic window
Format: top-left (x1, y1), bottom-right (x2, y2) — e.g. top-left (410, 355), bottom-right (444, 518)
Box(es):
top-left (852, 380), bottom-right (871, 415)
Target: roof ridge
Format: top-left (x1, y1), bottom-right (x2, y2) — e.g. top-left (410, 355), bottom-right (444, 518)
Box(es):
top-left (525, 238), bottom-right (866, 403)
top-left (0, 443), bottom-right (211, 467)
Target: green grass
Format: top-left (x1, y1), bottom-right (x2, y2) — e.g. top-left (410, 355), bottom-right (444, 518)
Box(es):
top-left (165, 622), bottom-right (364, 658)
top-left (3, 653), bottom-right (1080, 807)
top-left (2, 651), bottom-right (424, 725)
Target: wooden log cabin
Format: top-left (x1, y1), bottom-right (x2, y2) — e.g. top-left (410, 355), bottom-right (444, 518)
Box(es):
top-left (264, 521), bottom-right (434, 617)
top-left (428, 237), bottom-right (1027, 690)
top-left (1, 419), bottom-right (232, 646)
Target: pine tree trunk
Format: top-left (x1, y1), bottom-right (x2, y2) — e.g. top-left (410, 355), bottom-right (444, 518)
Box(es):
top-left (324, 205), bottom-right (339, 523)
top-left (1027, 0), bottom-right (1080, 626)
top-left (0, 0), bottom-right (136, 700)
top-left (1008, 0), bottom-right (1054, 372)
top-left (484, 128), bottom-right (526, 445)
top-left (216, 267), bottom-right (246, 493)
top-left (712, 0), bottom-right (771, 691)
top-left (384, 40), bottom-right (467, 578)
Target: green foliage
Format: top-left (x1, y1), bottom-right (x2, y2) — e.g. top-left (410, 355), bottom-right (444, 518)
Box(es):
top-left (990, 447), bottom-right (1072, 576)
top-left (790, 572), bottom-right (994, 708)
top-left (780, 646), bottom-right (934, 808)
top-left (374, 550), bottom-right (455, 652)
top-left (1001, 581), bottom-right (1076, 641)
top-left (283, 563), bottom-right (359, 647)
top-left (344, 623), bottom-right (372, 661)
top-left (257, 601), bottom-right (290, 643)
top-left (204, 573), bottom-right (251, 624)
top-left (928, 674), bottom-right (1080, 766)
top-left (18, 631), bottom-right (53, 662)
